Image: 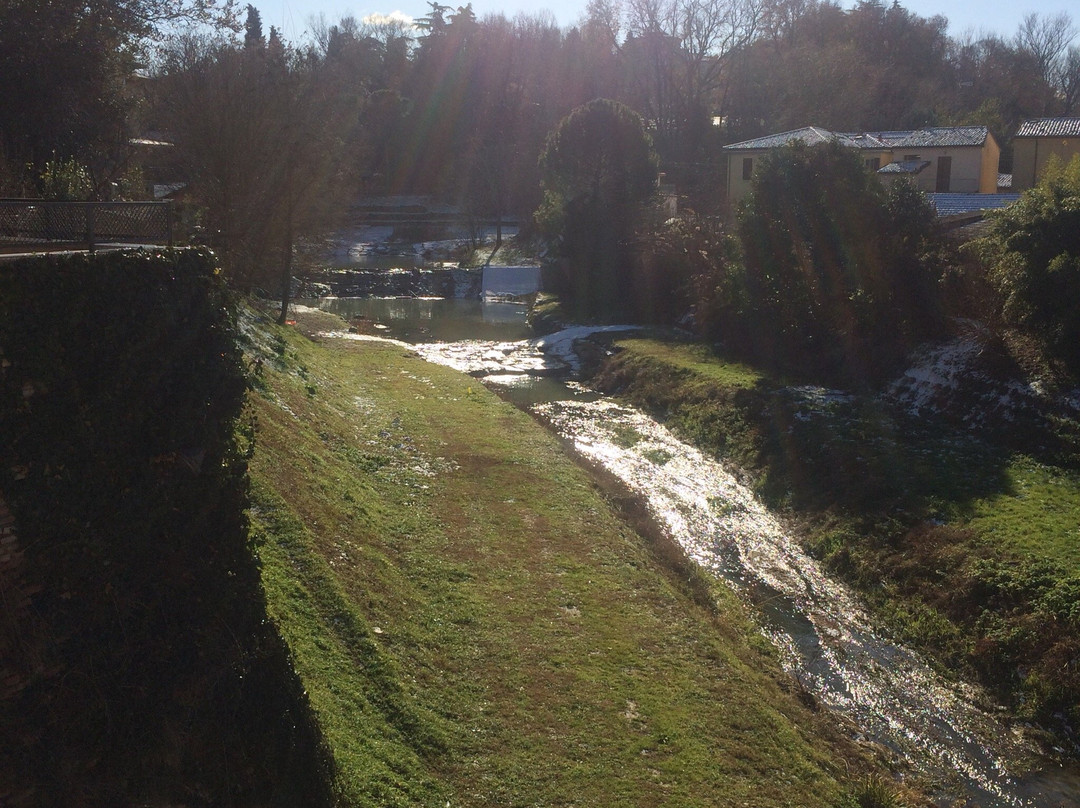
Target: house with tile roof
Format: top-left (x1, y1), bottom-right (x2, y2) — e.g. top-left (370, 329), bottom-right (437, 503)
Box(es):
top-left (1011, 118), bottom-right (1080, 191)
top-left (722, 125), bottom-right (1000, 202)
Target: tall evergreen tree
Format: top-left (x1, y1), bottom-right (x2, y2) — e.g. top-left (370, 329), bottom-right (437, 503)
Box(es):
top-left (244, 4), bottom-right (264, 48)
top-left (537, 99), bottom-right (658, 319)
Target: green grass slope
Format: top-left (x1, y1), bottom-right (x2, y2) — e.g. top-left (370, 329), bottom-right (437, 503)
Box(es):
top-left (242, 306), bottom-right (893, 807)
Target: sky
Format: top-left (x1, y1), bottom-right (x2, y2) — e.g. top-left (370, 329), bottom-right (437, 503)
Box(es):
top-left (256, 0), bottom-right (1080, 45)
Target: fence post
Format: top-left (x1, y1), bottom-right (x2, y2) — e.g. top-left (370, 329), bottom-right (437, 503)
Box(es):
top-left (86, 204), bottom-right (97, 254)
top-left (44, 203), bottom-right (56, 242)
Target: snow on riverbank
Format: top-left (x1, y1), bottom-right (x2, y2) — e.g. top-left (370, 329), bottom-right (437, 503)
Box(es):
top-left (884, 325), bottom-right (1080, 432)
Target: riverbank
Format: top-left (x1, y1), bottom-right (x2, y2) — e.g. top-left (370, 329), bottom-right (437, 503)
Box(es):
top-left (582, 332), bottom-right (1080, 756)
top-left (242, 303), bottom-right (911, 806)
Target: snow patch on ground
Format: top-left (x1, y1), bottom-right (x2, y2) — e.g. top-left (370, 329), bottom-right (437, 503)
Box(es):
top-left (886, 336), bottom-right (985, 417)
top-left (883, 326), bottom-right (1079, 439)
top-left (533, 325), bottom-right (641, 371)
top-left (315, 330), bottom-right (413, 349)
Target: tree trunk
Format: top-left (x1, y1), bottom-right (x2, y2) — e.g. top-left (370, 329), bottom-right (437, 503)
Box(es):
top-left (277, 214), bottom-right (293, 325)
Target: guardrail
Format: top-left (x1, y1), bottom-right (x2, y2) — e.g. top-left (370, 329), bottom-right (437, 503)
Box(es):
top-left (0, 199), bottom-right (173, 252)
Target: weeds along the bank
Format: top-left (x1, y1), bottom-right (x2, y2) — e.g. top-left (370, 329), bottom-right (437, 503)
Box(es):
top-left (239, 303), bottom-right (908, 807)
top-left (585, 335), bottom-right (1080, 746)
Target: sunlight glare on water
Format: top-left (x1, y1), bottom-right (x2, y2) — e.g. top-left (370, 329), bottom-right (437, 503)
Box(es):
top-left (529, 397), bottom-right (1074, 808)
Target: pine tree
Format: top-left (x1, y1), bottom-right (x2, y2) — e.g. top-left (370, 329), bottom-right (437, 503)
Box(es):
top-left (244, 4), bottom-right (264, 49)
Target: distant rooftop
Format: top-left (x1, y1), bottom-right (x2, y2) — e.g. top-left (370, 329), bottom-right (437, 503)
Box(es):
top-left (1015, 118), bottom-right (1080, 138)
top-left (874, 127), bottom-right (989, 148)
top-left (927, 193), bottom-right (1020, 217)
top-left (722, 127), bottom-right (834, 150)
top-left (724, 125), bottom-right (989, 151)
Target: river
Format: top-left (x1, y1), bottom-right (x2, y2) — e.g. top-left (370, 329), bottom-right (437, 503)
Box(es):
top-left (305, 295), bottom-right (1080, 808)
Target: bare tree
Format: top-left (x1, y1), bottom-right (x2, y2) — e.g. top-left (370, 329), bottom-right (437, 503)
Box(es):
top-left (1015, 11), bottom-right (1078, 113)
top-left (1063, 45), bottom-right (1080, 114)
top-left (758, 0), bottom-right (811, 47)
top-left (358, 11), bottom-right (417, 44)
top-left (580, 0), bottom-right (624, 48)
top-left (623, 0), bottom-right (763, 162)
top-left (158, 33), bottom-right (359, 318)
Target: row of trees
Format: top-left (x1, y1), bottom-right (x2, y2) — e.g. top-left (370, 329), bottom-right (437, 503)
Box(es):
top-left (340, 0), bottom-right (1080, 205)
top-left (0, 0), bottom-right (238, 195)
top-left (1, 0), bottom-right (1077, 331)
top-left (155, 15), bottom-right (360, 316)
top-left (725, 3), bottom-right (1080, 154)
top-left (6, 0), bottom-right (1077, 204)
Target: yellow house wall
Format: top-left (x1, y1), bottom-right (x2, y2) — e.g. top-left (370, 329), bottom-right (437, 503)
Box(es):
top-left (1012, 137), bottom-right (1080, 191)
top-left (726, 152), bottom-right (759, 203)
top-left (893, 147), bottom-right (985, 193)
top-left (980, 134), bottom-right (1001, 193)
top-left (726, 148), bottom-right (893, 203)
top-left (725, 138), bottom-right (998, 202)
top-left (861, 151), bottom-right (891, 172)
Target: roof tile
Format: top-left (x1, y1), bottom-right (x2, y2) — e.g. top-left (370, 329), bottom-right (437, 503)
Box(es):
top-left (722, 126), bottom-right (834, 150)
top-left (927, 193), bottom-right (1020, 217)
top-left (878, 160), bottom-right (931, 174)
top-left (1015, 118), bottom-right (1080, 138)
top-left (724, 125), bottom-right (989, 151)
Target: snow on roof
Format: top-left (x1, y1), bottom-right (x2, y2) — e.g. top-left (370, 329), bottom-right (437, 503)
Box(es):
top-left (872, 126), bottom-right (988, 148)
top-left (926, 193), bottom-right (1020, 217)
top-left (722, 126), bottom-right (836, 150)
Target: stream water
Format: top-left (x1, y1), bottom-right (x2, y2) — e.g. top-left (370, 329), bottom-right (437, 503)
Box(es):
top-left (307, 295), bottom-right (1080, 808)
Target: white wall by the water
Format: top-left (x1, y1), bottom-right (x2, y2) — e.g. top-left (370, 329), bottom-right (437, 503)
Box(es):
top-left (481, 265), bottom-right (541, 297)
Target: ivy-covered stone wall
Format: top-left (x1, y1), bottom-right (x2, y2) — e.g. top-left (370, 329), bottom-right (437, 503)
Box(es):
top-left (0, 249), bottom-right (331, 806)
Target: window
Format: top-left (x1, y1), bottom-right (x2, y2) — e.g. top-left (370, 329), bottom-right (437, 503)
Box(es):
top-left (904, 154), bottom-right (919, 162)
top-left (742, 157), bottom-right (753, 180)
top-left (865, 157), bottom-right (881, 171)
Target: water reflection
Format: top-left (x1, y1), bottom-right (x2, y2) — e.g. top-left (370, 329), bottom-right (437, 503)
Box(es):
top-left (310, 296), bottom-right (532, 343)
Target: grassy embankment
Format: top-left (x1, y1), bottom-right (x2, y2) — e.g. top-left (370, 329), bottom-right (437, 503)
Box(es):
top-left (243, 305), bottom-right (898, 807)
top-left (586, 336), bottom-right (1080, 744)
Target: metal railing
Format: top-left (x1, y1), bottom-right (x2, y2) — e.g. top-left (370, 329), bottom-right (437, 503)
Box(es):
top-left (0, 199), bottom-right (173, 252)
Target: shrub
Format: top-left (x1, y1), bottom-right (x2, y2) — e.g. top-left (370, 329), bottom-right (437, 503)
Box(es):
top-left (631, 211), bottom-right (742, 326)
top-left (38, 156), bottom-right (92, 200)
top-left (730, 142), bottom-right (946, 386)
top-left (0, 249), bottom-right (331, 805)
top-left (974, 154), bottom-right (1080, 374)
top-left (536, 99), bottom-right (658, 321)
